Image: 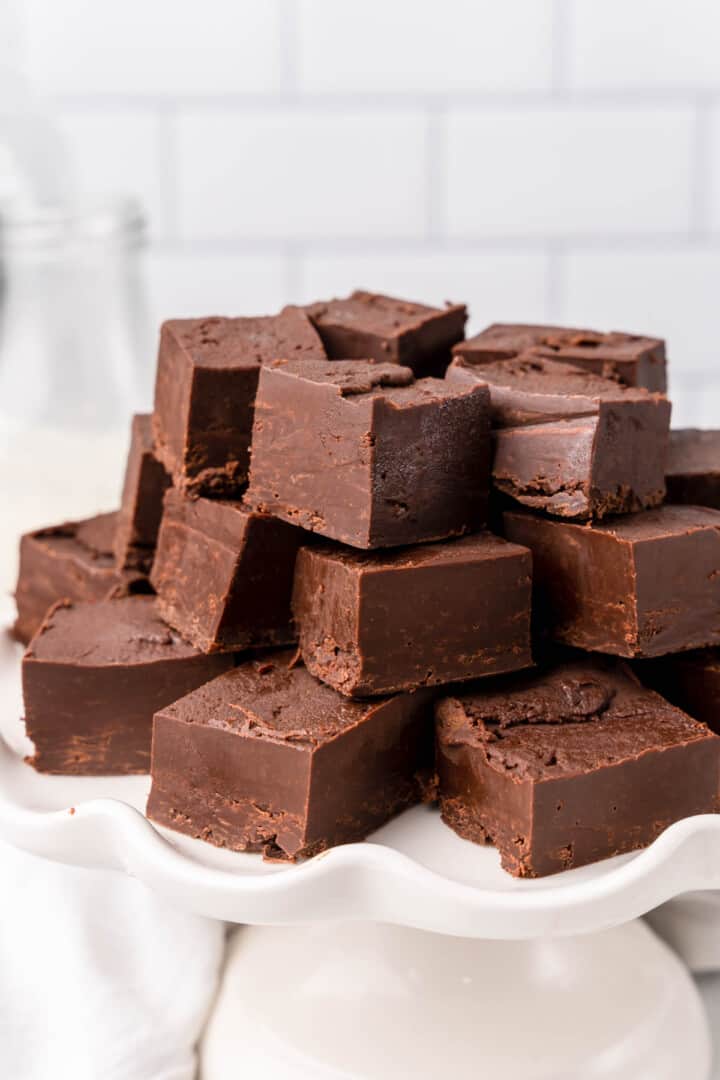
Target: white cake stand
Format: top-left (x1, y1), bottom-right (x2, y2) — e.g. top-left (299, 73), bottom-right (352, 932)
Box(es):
top-left (0, 616), bottom-right (716, 1077)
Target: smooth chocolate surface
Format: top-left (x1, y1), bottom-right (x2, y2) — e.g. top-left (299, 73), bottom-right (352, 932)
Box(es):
top-left (305, 290), bottom-right (467, 376)
top-left (503, 505), bottom-right (720, 658)
top-left (246, 358), bottom-right (490, 549)
top-left (13, 512), bottom-right (146, 644)
top-left (293, 533), bottom-right (532, 697)
top-left (436, 658), bottom-right (720, 877)
top-left (151, 489), bottom-right (305, 652)
top-left (23, 596), bottom-right (232, 775)
top-left (449, 356), bottom-right (670, 520)
top-left (152, 307), bottom-right (326, 496)
top-left (147, 652), bottom-right (434, 859)
top-left (114, 413), bottom-right (171, 572)
top-left (637, 649), bottom-right (720, 735)
top-left (452, 323), bottom-right (666, 391)
top-left (666, 429), bottom-right (720, 509)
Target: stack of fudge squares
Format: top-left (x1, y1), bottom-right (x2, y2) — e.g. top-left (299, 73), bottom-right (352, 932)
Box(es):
top-left (14, 292), bottom-right (720, 877)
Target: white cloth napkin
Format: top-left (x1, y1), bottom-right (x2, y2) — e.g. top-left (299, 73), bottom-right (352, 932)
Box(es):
top-left (0, 841), bottom-right (225, 1080)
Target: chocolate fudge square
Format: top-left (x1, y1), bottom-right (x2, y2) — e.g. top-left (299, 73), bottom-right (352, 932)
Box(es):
top-left (666, 430), bottom-right (720, 509)
top-left (114, 413), bottom-right (171, 573)
top-left (23, 597), bottom-right (232, 775)
top-left (637, 649), bottom-right (720, 735)
top-left (305, 290), bottom-right (467, 376)
top-left (293, 534), bottom-right (532, 697)
top-left (453, 323), bottom-right (666, 392)
top-left (436, 658), bottom-right (720, 878)
top-left (448, 356), bottom-right (670, 520)
top-left (153, 307), bottom-right (326, 496)
top-left (147, 652), bottom-right (434, 859)
top-left (13, 511), bottom-right (145, 645)
top-left (247, 359), bottom-right (490, 549)
top-left (503, 505), bottom-right (720, 658)
top-left (151, 489), bottom-right (305, 653)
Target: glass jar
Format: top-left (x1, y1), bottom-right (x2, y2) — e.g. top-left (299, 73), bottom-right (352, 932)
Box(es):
top-left (0, 198), bottom-right (152, 434)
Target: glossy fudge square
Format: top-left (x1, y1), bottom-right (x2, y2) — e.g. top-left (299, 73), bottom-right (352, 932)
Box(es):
top-left (666, 430), bottom-right (720, 509)
top-left (150, 489), bottom-right (305, 653)
top-left (305, 290), bottom-right (467, 375)
top-left (637, 650), bottom-right (720, 734)
top-left (452, 323), bottom-right (666, 392)
top-left (23, 597), bottom-right (232, 775)
top-left (436, 658), bottom-right (720, 878)
top-left (247, 359), bottom-right (490, 549)
top-left (503, 505), bottom-right (720, 658)
top-left (146, 652), bottom-right (434, 860)
top-left (114, 413), bottom-right (171, 573)
top-left (292, 534), bottom-right (532, 697)
top-left (13, 511), bottom-right (145, 645)
top-left (153, 307), bottom-right (326, 496)
top-left (447, 355), bottom-right (670, 520)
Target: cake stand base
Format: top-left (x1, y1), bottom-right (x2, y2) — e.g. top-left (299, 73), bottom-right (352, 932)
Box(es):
top-left (201, 918), bottom-right (710, 1080)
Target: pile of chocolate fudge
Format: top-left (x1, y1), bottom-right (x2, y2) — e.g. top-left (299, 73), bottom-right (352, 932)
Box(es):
top-left (13, 291), bottom-right (720, 878)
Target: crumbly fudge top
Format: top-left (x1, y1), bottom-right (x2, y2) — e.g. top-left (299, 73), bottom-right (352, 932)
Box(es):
top-left (437, 659), bottom-right (714, 781)
top-left (157, 651), bottom-right (393, 746)
top-left (667, 429), bottom-right (720, 477)
top-left (26, 596), bottom-right (202, 665)
top-left (304, 532), bottom-right (530, 573)
top-left (266, 358), bottom-right (486, 406)
top-left (452, 355), bottom-right (654, 403)
top-left (456, 323), bottom-right (662, 360)
top-left (164, 306), bottom-right (326, 369)
top-left (306, 290), bottom-right (466, 338)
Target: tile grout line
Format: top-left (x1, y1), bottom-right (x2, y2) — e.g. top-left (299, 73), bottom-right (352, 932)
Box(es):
top-left (278, 0), bottom-right (299, 95)
top-left (155, 109), bottom-right (179, 241)
top-left (690, 98), bottom-right (713, 236)
top-left (551, 0), bottom-right (570, 96)
top-left (424, 104), bottom-right (447, 241)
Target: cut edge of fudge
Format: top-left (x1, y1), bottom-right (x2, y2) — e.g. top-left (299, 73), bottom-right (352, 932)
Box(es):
top-left (435, 657), bottom-right (720, 877)
top-left (22, 596), bottom-right (233, 775)
top-left (146, 652), bottom-right (435, 860)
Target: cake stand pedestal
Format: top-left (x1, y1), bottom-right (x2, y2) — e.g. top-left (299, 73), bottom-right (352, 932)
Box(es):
top-left (200, 919), bottom-right (710, 1080)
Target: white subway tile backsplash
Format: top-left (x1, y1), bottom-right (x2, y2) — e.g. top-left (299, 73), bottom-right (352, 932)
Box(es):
top-left (143, 251), bottom-right (292, 329)
top-left (446, 107), bottom-right (696, 238)
top-left (297, 0), bottom-right (553, 94)
top-left (298, 252), bottom-right (551, 333)
top-left (175, 109), bottom-right (427, 241)
top-left (54, 111), bottom-right (168, 236)
top-left (566, 0), bottom-right (720, 90)
top-left (23, 0), bottom-right (284, 96)
top-left (561, 248), bottom-right (720, 392)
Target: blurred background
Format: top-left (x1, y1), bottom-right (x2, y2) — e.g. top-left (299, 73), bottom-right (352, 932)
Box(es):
top-left (1, 0), bottom-right (719, 433)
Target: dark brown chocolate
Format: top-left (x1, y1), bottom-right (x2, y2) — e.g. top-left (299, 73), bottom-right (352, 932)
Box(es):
top-left (665, 429), bottom-right (720, 509)
top-left (114, 413), bottom-right (171, 572)
top-left (503, 505), bottom-right (720, 658)
top-left (246, 359), bottom-right (490, 549)
top-left (152, 307), bottom-right (326, 496)
top-left (150, 489), bottom-right (305, 653)
top-left (13, 512), bottom-right (146, 645)
top-left (292, 533), bottom-right (532, 697)
top-left (636, 649), bottom-right (720, 734)
top-left (23, 596), bottom-right (232, 775)
top-left (453, 323), bottom-right (666, 391)
top-left (146, 651), bottom-right (434, 859)
top-left (305, 290), bottom-right (467, 376)
top-left (448, 355), bottom-right (670, 520)
top-left (436, 657), bottom-right (720, 877)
